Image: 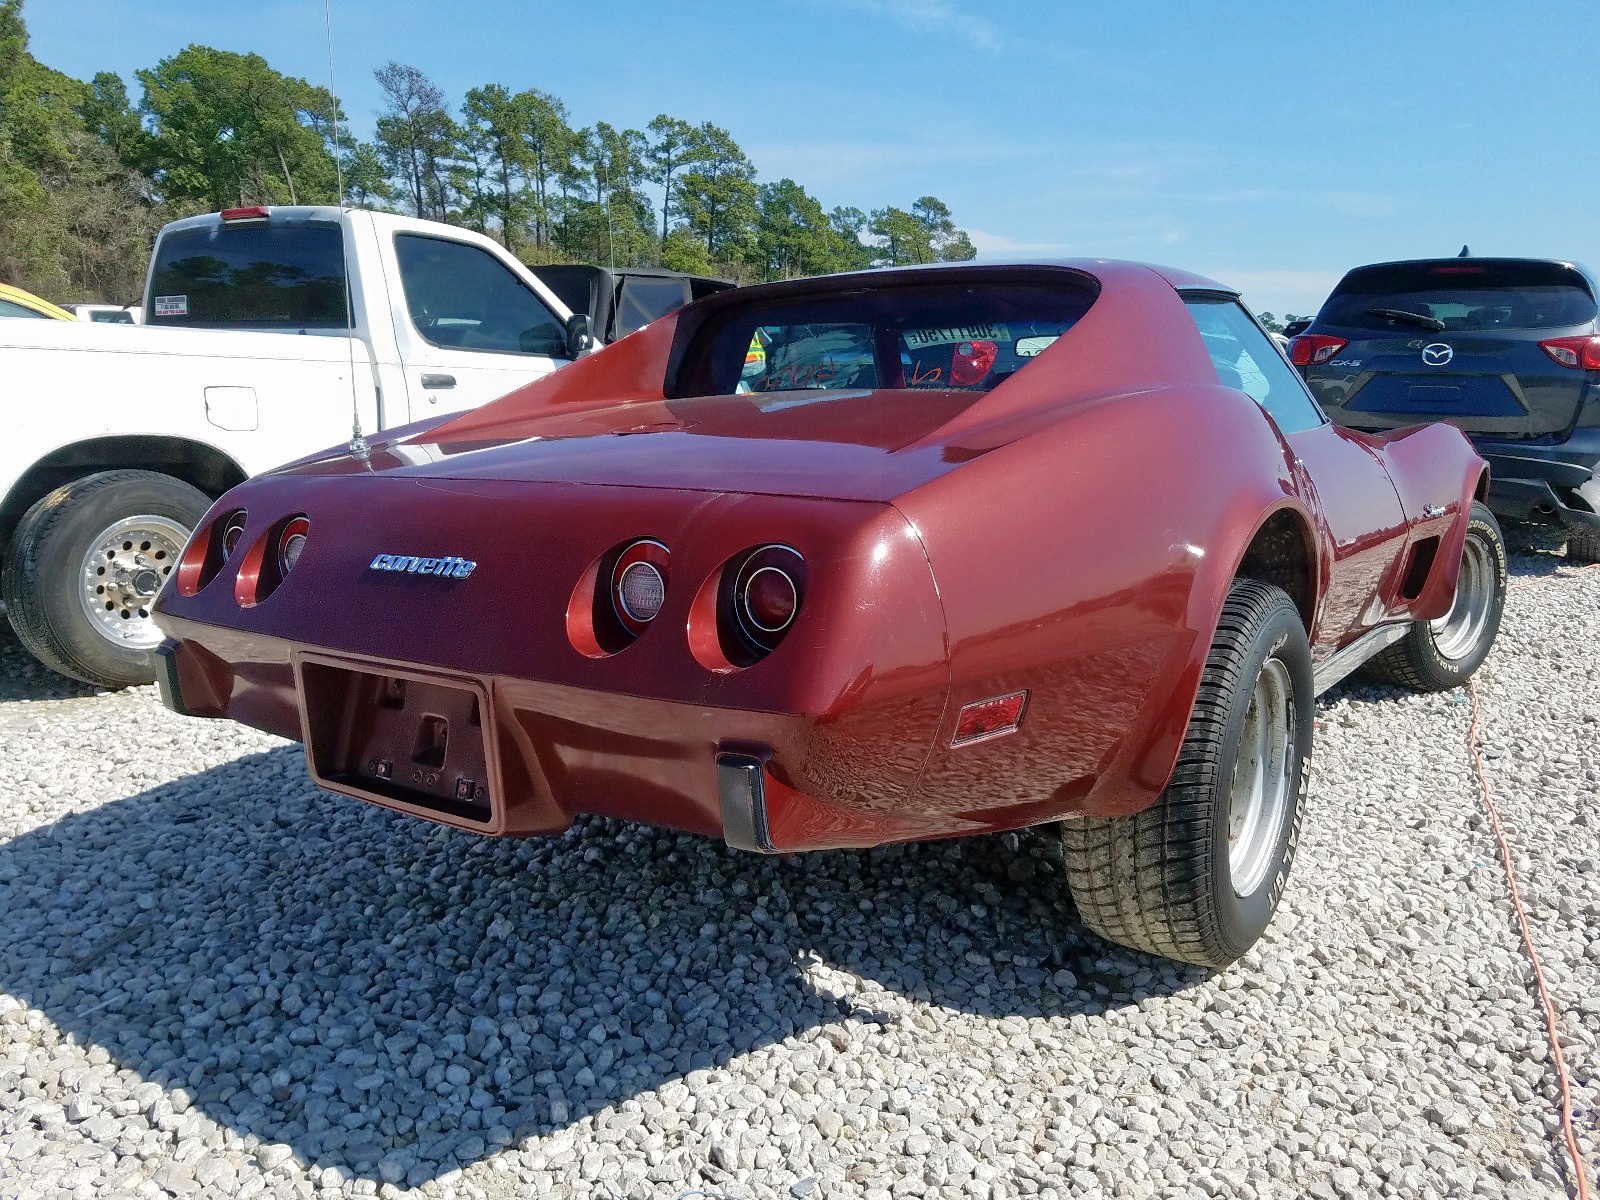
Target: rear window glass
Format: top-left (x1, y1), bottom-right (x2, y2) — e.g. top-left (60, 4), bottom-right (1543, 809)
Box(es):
top-left (1320, 261), bottom-right (1596, 332)
top-left (615, 275), bottom-right (688, 336)
top-left (530, 266), bottom-right (596, 319)
top-left (677, 281), bottom-right (1096, 399)
top-left (147, 223), bottom-right (347, 329)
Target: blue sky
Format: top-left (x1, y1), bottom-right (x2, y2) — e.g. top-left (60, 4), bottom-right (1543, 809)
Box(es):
top-left (24, 0), bottom-right (1598, 316)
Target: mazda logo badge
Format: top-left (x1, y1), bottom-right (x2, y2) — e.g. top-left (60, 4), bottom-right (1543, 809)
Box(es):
top-left (1421, 343), bottom-right (1454, 366)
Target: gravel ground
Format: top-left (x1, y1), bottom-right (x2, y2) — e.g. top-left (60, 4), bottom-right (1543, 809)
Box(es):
top-left (0, 549), bottom-right (1596, 1200)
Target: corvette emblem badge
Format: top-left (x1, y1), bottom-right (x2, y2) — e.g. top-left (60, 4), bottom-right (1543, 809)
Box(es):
top-left (1421, 343), bottom-right (1454, 366)
top-left (368, 553), bottom-right (476, 579)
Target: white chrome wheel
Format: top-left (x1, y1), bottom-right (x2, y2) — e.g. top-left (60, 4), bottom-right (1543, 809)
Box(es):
top-left (1430, 532), bottom-right (1495, 662)
top-left (1227, 656), bottom-right (1295, 897)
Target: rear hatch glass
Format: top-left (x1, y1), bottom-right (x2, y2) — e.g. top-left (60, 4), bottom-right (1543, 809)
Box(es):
top-left (1320, 260), bottom-right (1595, 333)
top-left (1308, 260), bottom-right (1597, 438)
top-left (674, 280), bottom-right (1096, 399)
top-left (147, 222), bottom-right (347, 330)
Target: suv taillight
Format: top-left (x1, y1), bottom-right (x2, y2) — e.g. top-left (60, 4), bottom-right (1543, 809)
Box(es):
top-left (1539, 335), bottom-right (1600, 370)
top-left (1288, 335), bottom-right (1347, 367)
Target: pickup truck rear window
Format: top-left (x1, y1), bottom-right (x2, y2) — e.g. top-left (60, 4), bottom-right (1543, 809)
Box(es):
top-left (1319, 261), bottom-right (1597, 333)
top-left (147, 223), bottom-right (348, 330)
top-left (674, 280), bottom-right (1096, 398)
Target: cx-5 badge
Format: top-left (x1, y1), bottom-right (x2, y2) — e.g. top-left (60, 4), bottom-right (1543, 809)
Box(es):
top-left (368, 553), bottom-right (476, 578)
top-left (1421, 343), bottom-right (1454, 366)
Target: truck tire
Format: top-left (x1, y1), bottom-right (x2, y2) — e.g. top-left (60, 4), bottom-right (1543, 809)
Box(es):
top-left (2, 470), bottom-right (210, 688)
top-left (1061, 579), bottom-right (1313, 969)
top-left (1368, 502), bottom-right (1506, 692)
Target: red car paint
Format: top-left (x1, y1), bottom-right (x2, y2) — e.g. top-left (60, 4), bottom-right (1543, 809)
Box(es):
top-left (152, 262), bottom-right (1487, 851)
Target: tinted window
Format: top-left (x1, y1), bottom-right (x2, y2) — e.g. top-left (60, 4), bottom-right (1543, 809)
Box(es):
top-left (88, 310), bottom-right (134, 323)
top-left (1320, 260), bottom-right (1596, 332)
top-left (395, 234), bottom-right (566, 356)
top-left (615, 275), bottom-right (687, 336)
top-left (148, 223), bottom-right (347, 329)
top-left (0, 298), bottom-right (49, 318)
top-left (1185, 297), bottom-right (1324, 433)
top-left (530, 266), bottom-right (597, 319)
top-left (680, 281), bottom-right (1096, 398)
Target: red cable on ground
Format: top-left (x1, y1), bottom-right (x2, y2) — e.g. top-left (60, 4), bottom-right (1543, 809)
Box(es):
top-left (1465, 678), bottom-right (1592, 1199)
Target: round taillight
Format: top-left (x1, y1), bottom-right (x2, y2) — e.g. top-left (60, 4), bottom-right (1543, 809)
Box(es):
top-left (742, 565), bottom-right (797, 632)
top-left (220, 512), bottom-right (247, 561)
top-left (730, 545), bottom-right (805, 657)
top-left (278, 516), bottom-right (309, 576)
top-left (610, 539), bottom-right (670, 636)
top-left (618, 560), bottom-right (665, 622)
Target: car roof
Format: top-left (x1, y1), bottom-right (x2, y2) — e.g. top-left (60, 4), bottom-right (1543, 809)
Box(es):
top-left (0, 283), bottom-right (75, 320)
top-left (1331, 256), bottom-right (1599, 291)
top-left (692, 259), bottom-right (1237, 307)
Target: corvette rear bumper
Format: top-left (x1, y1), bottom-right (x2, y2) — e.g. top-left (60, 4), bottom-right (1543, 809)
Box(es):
top-left (153, 629), bottom-right (968, 853)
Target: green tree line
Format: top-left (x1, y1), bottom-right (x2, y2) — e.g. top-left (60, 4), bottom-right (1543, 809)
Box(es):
top-left (0, 0), bottom-right (976, 304)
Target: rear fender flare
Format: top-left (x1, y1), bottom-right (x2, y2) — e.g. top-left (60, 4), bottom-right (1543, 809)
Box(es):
top-left (1091, 494), bottom-right (1317, 819)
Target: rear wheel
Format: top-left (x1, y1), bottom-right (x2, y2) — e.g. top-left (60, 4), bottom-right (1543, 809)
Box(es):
top-left (1368, 501), bottom-right (1506, 692)
top-left (1566, 526), bottom-right (1600, 565)
top-left (1061, 579), bottom-right (1313, 969)
top-left (2, 470), bottom-right (209, 688)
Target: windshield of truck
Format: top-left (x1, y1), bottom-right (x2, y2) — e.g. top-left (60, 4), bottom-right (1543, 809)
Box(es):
top-left (674, 280), bottom-right (1096, 398)
top-left (147, 223), bottom-right (348, 330)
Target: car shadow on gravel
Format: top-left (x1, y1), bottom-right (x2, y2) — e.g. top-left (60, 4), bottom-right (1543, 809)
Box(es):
top-left (0, 745), bottom-right (1204, 1186)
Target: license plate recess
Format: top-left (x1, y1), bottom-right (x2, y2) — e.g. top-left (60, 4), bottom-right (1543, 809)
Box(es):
top-left (297, 656), bottom-right (495, 824)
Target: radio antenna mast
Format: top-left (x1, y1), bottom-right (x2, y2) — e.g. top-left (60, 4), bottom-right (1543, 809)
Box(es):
top-left (323, 0), bottom-right (368, 458)
top-left (323, 0), bottom-right (347, 212)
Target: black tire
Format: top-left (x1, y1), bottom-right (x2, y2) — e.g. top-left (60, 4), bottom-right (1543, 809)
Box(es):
top-left (2, 470), bottom-right (210, 689)
top-left (1567, 526), bottom-right (1600, 565)
top-left (1368, 501), bottom-right (1506, 693)
top-left (1061, 580), bottom-right (1313, 969)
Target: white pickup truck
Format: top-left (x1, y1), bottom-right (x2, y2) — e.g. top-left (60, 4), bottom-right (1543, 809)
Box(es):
top-left (0, 205), bottom-right (596, 688)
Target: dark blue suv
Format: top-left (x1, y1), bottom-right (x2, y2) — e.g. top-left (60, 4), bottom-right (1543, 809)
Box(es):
top-left (1291, 257), bottom-right (1600, 560)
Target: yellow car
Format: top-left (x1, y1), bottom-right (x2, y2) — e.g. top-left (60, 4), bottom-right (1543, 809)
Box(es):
top-left (0, 283), bottom-right (75, 321)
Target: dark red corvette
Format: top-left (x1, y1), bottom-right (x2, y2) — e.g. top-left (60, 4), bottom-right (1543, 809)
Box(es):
top-left (153, 262), bottom-right (1506, 968)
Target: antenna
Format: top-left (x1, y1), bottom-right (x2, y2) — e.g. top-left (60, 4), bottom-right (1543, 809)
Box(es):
top-left (323, 0), bottom-right (346, 211)
top-left (322, 0), bottom-right (368, 459)
top-left (599, 155), bottom-right (616, 268)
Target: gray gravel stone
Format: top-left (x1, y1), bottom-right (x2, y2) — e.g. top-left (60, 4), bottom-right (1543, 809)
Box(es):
top-left (0, 552), bottom-right (1596, 1199)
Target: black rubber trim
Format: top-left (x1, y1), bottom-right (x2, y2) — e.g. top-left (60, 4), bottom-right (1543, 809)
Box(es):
top-left (154, 640), bottom-right (193, 717)
top-left (717, 752), bottom-right (777, 853)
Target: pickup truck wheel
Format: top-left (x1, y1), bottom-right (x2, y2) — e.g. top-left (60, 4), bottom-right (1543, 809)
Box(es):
top-left (1566, 527), bottom-right (1600, 565)
top-left (2, 470), bottom-right (209, 689)
top-left (1368, 502), bottom-right (1506, 692)
top-left (1060, 580), bottom-right (1313, 969)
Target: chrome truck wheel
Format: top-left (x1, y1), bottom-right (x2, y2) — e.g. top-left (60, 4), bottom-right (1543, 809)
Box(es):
top-left (77, 515), bottom-right (189, 650)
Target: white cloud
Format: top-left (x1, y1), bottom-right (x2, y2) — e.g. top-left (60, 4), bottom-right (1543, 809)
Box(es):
top-left (1204, 269), bottom-right (1345, 316)
top-left (966, 228), bottom-right (1074, 256)
top-left (809, 0), bottom-right (1002, 51)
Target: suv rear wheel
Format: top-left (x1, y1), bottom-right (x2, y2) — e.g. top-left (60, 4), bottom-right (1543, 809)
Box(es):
top-left (1567, 526), bottom-right (1600, 565)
